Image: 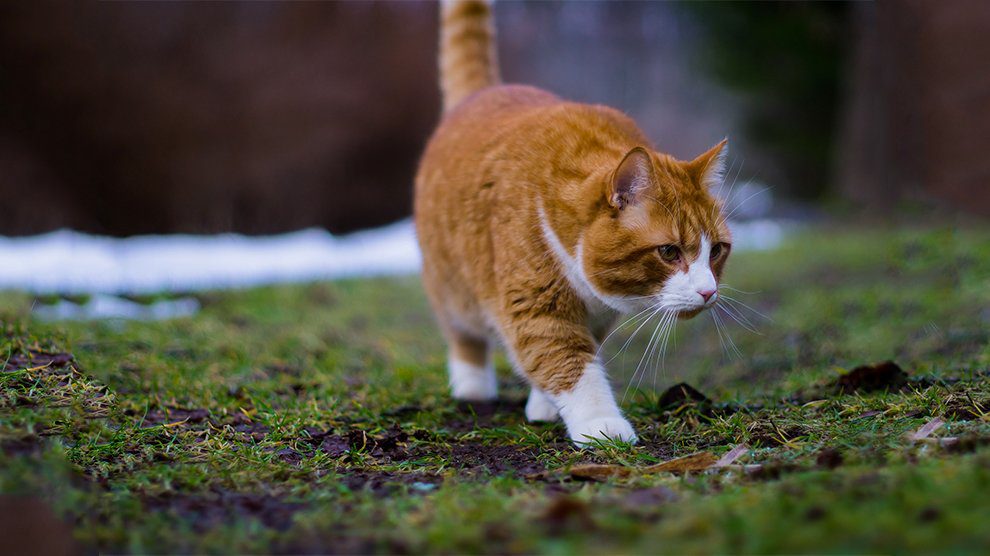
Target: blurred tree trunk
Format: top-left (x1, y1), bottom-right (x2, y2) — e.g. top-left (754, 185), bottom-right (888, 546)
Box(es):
top-left (838, 0), bottom-right (990, 216)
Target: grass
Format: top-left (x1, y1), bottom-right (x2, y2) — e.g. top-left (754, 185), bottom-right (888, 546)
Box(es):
top-left (1, 224), bottom-right (989, 553)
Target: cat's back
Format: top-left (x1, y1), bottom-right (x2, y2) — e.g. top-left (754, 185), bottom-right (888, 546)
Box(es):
top-left (417, 84), bottom-right (636, 189)
top-left (419, 84), bottom-right (562, 171)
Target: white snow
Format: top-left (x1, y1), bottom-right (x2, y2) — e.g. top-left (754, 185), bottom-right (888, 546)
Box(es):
top-left (33, 294), bottom-right (201, 322)
top-left (0, 219), bottom-right (421, 295)
top-left (0, 217), bottom-right (786, 313)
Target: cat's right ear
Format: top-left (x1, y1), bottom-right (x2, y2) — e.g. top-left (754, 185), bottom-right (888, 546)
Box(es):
top-left (609, 147), bottom-right (654, 210)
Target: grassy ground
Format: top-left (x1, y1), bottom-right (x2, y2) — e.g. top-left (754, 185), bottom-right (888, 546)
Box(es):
top-left (1, 224), bottom-right (989, 554)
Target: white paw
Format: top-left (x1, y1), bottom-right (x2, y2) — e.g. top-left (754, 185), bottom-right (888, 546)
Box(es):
top-left (567, 417), bottom-right (637, 446)
top-left (525, 388), bottom-right (559, 422)
top-left (449, 358), bottom-right (497, 401)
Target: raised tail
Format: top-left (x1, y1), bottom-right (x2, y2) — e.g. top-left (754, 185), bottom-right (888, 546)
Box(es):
top-left (439, 0), bottom-right (500, 112)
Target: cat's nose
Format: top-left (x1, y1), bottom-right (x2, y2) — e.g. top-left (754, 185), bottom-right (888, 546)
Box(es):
top-left (697, 288), bottom-right (716, 303)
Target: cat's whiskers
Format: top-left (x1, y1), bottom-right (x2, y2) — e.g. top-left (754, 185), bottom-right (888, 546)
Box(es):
top-left (718, 291), bottom-right (772, 322)
top-left (718, 185), bottom-right (771, 229)
top-left (649, 308), bottom-right (678, 392)
top-left (711, 309), bottom-right (743, 359)
top-left (716, 302), bottom-right (761, 335)
top-left (596, 301), bottom-right (663, 360)
top-left (622, 308), bottom-right (675, 403)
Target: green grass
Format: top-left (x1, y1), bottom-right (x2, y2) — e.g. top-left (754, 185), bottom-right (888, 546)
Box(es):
top-left (1, 224), bottom-right (989, 553)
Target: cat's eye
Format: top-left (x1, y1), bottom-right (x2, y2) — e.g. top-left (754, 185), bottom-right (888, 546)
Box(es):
top-left (658, 245), bottom-right (681, 263)
top-left (710, 242), bottom-right (724, 260)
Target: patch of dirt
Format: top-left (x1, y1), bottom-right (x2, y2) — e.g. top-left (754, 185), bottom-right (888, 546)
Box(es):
top-left (943, 393), bottom-right (987, 421)
top-left (143, 488), bottom-right (305, 532)
top-left (338, 470), bottom-right (443, 496)
top-left (942, 435), bottom-right (990, 454)
top-left (540, 495), bottom-right (594, 536)
top-left (1, 436), bottom-right (44, 457)
top-left (743, 462), bottom-right (803, 481)
top-left (444, 398), bottom-right (529, 434)
top-left (2, 349), bottom-right (74, 372)
top-left (815, 447), bottom-right (844, 469)
top-left (127, 407), bottom-right (272, 441)
top-left (653, 383), bottom-right (753, 422)
top-left (615, 486), bottom-right (679, 519)
top-left (306, 426), bottom-right (418, 462)
top-left (746, 421), bottom-right (810, 447)
top-left (428, 442), bottom-right (549, 477)
top-left (0, 495), bottom-right (81, 556)
top-left (833, 361), bottom-right (908, 394)
top-left (139, 407), bottom-right (211, 427)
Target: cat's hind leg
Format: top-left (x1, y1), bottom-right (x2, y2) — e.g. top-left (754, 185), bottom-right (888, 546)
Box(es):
top-left (447, 333), bottom-right (497, 401)
top-left (525, 387), bottom-right (559, 422)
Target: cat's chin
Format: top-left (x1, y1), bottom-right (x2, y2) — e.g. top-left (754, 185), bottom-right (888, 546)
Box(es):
top-left (677, 307), bottom-right (705, 320)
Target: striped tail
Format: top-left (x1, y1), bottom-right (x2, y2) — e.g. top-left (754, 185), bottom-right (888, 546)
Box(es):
top-left (439, 0), bottom-right (500, 112)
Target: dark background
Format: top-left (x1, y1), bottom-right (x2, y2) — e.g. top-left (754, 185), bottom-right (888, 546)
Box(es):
top-left (0, 1), bottom-right (987, 237)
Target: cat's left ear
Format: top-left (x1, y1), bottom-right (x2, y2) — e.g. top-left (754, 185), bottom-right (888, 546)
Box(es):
top-left (688, 138), bottom-right (728, 190)
top-left (609, 147), bottom-right (655, 209)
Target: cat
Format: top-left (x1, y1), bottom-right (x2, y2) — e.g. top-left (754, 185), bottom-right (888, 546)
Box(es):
top-left (415, 0), bottom-right (731, 446)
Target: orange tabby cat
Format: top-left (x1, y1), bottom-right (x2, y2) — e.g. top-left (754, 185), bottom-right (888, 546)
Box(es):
top-left (415, 0), bottom-right (731, 445)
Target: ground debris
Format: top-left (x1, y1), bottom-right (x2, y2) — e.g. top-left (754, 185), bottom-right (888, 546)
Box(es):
top-left (833, 361), bottom-right (908, 394)
top-left (909, 417), bottom-right (945, 441)
top-left (569, 451), bottom-right (718, 481)
top-left (540, 495), bottom-right (594, 535)
top-left (2, 349), bottom-right (74, 372)
top-left (657, 383), bottom-right (712, 410)
top-left (815, 447), bottom-right (844, 469)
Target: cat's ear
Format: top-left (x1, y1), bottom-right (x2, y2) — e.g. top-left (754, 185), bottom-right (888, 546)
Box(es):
top-left (688, 138), bottom-right (728, 190)
top-left (609, 147), bottom-right (655, 209)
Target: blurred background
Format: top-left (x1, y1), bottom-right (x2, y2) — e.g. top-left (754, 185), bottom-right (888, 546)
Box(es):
top-left (1, 0), bottom-right (987, 239)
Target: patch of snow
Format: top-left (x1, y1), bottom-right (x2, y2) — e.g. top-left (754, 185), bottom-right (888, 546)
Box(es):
top-left (34, 295), bottom-right (200, 322)
top-left (0, 219), bottom-right (420, 295)
top-left (0, 217), bottom-right (787, 300)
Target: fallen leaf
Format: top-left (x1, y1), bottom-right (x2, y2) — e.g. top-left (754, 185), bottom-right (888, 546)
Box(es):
top-left (714, 444), bottom-right (749, 468)
top-left (569, 463), bottom-right (632, 481)
top-left (643, 451), bottom-right (718, 474)
top-left (909, 417), bottom-right (945, 441)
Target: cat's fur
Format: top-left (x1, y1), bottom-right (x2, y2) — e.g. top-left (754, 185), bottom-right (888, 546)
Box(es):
top-left (415, 0), bottom-right (731, 445)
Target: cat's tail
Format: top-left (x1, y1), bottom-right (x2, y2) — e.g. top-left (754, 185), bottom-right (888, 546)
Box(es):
top-left (439, 0), bottom-right (500, 112)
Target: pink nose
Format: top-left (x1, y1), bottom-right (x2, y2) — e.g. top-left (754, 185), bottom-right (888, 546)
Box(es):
top-left (698, 288), bottom-right (716, 302)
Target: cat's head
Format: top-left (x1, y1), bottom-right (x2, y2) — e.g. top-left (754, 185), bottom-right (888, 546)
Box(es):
top-left (580, 140), bottom-right (731, 318)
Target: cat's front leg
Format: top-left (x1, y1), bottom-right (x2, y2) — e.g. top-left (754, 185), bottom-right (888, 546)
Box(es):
top-left (549, 361), bottom-right (636, 446)
top-left (505, 321), bottom-right (636, 446)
